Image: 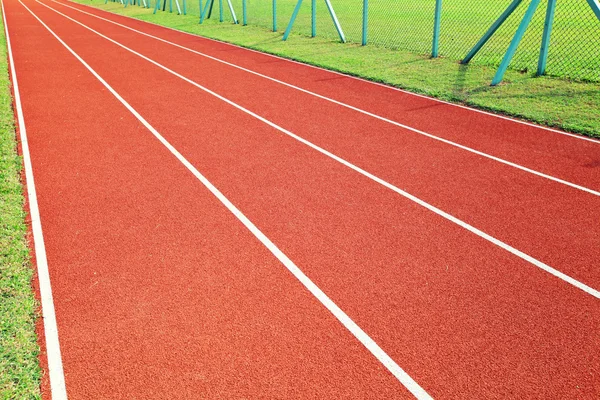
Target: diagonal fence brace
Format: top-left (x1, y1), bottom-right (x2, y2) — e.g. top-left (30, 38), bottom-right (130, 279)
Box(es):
top-left (282, 0), bottom-right (345, 42)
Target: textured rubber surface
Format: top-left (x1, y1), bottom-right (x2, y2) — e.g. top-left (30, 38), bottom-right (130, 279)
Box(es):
top-left (5, 0), bottom-right (600, 398)
top-left (45, 0), bottom-right (600, 289)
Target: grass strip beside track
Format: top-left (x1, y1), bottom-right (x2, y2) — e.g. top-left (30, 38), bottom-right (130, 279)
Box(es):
top-left (71, 0), bottom-right (600, 139)
top-left (0, 6), bottom-right (42, 399)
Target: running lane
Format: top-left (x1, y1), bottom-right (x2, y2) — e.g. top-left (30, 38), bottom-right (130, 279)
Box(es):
top-left (35, 0), bottom-right (600, 288)
top-left (4, 1), bottom-right (419, 398)
top-left (19, 0), bottom-right (600, 398)
top-left (52, 0), bottom-right (600, 188)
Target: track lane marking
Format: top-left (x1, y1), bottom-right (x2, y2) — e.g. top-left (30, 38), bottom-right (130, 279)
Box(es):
top-left (1, 2), bottom-right (68, 399)
top-left (44, 0), bottom-right (600, 198)
top-left (32, 0), bottom-right (600, 300)
top-left (60, 0), bottom-right (600, 145)
top-left (19, 2), bottom-right (433, 398)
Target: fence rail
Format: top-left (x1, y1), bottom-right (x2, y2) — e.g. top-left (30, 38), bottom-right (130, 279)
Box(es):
top-left (117, 0), bottom-right (600, 82)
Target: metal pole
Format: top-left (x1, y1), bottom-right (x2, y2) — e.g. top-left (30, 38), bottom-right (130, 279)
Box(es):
top-left (219, 0), bottom-right (223, 22)
top-left (283, 0), bottom-right (303, 40)
top-left (324, 0), bottom-right (345, 42)
top-left (199, 0), bottom-right (212, 23)
top-left (243, 0), bottom-right (247, 25)
top-left (492, 0), bottom-right (542, 85)
top-left (537, 0), bottom-right (556, 75)
top-left (362, 0), bottom-right (367, 45)
top-left (207, 0), bottom-right (214, 18)
top-left (226, 0), bottom-right (238, 23)
top-left (311, 0), bottom-right (316, 37)
top-left (462, 0), bottom-right (523, 64)
top-left (273, 0), bottom-right (277, 31)
top-left (586, 0), bottom-right (600, 20)
top-left (432, 0), bottom-right (442, 57)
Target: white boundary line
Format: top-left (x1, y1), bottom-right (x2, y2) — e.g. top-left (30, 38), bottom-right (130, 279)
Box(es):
top-left (35, 0), bottom-right (600, 300)
top-left (1, 2), bottom-right (68, 399)
top-left (19, 2), bottom-right (434, 398)
top-left (61, 0), bottom-right (600, 146)
top-left (47, 0), bottom-right (600, 198)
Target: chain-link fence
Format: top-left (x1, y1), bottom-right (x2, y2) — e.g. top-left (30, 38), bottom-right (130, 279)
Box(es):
top-left (137, 0), bottom-right (600, 82)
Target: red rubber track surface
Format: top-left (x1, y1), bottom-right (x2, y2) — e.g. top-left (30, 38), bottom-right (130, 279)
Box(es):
top-left (40, 0), bottom-right (600, 288)
top-left (52, 0), bottom-right (600, 189)
top-left (6, 3), bottom-right (412, 399)
top-left (5, 0), bottom-right (600, 398)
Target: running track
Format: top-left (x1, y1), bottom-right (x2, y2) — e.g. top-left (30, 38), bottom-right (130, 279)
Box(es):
top-left (4, 0), bottom-right (600, 397)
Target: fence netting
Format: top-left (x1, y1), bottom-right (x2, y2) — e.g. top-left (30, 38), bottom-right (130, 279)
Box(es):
top-left (143, 0), bottom-right (600, 82)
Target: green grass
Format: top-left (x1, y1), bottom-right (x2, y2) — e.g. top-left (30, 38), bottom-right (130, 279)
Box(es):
top-left (73, 0), bottom-right (600, 138)
top-left (0, 8), bottom-right (42, 400)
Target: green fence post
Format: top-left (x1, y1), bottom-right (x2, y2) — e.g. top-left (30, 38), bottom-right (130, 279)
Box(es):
top-left (219, 0), bottom-right (223, 21)
top-left (283, 0), bottom-right (303, 40)
top-left (462, 0), bottom-right (523, 64)
top-left (311, 0), bottom-right (316, 37)
top-left (432, 0), bottom-right (442, 57)
top-left (183, 0), bottom-right (186, 14)
top-left (492, 0), bottom-right (542, 85)
top-left (273, 0), bottom-right (277, 31)
top-left (243, 0), bottom-right (247, 25)
top-left (362, 0), bottom-right (367, 45)
top-left (537, 0), bottom-right (556, 75)
top-left (200, 0), bottom-right (212, 22)
top-left (169, 0), bottom-right (172, 12)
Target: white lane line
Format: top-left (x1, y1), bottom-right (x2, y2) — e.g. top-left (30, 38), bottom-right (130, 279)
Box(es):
top-left (48, 0), bottom-right (600, 199)
top-left (1, 2), bottom-right (68, 399)
top-left (62, 0), bottom-right (600, 145)
top-left (31, 0), bottom-right (600, 301)
top-left (19, 2), bottom-right (433, 398)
